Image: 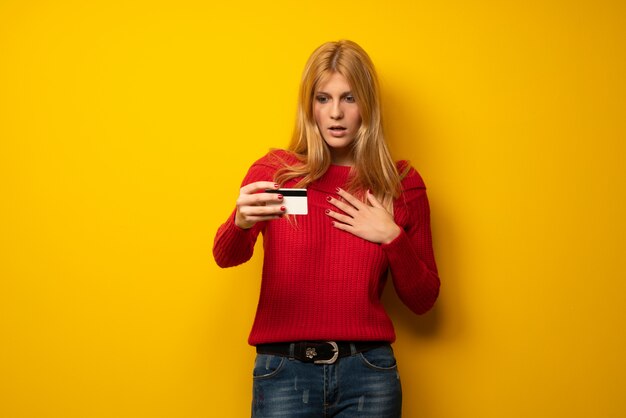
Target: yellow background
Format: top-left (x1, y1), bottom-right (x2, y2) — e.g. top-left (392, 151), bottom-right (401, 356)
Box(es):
top-left (1, 1), bottom-right (625, 417)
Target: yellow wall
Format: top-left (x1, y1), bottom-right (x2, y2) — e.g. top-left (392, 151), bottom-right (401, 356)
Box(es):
top-left (1, 1), bottom-right (625, 417)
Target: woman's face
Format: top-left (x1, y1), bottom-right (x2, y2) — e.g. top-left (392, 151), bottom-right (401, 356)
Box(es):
top-left (313, 72), bottom-right (362, 165)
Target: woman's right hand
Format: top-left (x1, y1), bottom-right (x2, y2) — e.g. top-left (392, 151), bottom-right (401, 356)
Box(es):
top-left (234, 181), bottom-right (285, 229)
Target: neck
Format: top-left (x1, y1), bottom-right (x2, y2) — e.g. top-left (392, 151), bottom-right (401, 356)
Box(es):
top-left (330, 148), bottom-right (354, 166)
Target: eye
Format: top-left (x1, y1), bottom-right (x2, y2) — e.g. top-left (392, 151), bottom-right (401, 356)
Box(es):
top-left (315, 95), bottom-right (329, 104)
top-left (344, 95), bottom-right (356, 103)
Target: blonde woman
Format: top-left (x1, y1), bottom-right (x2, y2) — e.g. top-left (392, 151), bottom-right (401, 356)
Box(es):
top-left (213, 40), bottom-right (440, 417)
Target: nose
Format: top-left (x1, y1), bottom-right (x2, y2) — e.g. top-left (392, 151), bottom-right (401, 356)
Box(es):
top-left (330, 101), bottom-right (343, 120)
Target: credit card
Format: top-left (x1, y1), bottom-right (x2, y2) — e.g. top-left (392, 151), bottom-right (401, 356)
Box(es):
top-left (265, 188), bottom-right (308, 215)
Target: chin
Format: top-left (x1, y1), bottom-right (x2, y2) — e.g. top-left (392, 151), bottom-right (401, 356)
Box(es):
top-left (323, 137), bottom-right (354, 150)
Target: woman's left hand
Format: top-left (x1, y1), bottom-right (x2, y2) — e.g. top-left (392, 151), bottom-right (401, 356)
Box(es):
top-left (326, 188), bottom-right (401, 244)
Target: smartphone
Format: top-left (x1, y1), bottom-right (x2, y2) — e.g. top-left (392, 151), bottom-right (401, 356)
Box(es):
top-left (265, 188), bottom-right (308, 215)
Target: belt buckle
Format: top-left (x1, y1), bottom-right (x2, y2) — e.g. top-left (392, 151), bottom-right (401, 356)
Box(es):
top-left (313, 341), bottom-right (339, 364)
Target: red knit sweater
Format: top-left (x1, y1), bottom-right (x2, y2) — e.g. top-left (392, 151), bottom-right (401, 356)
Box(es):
top-left (213, 150), bottom-right (440, 345)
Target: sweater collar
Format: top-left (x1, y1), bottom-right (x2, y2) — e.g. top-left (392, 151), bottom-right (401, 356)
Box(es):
top-left (309, 164), bottom-right (354, 193)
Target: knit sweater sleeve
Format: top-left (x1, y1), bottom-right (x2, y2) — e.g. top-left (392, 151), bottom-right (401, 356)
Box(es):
top-left (212, 155), bottom-right (277, 268)
top-left (381, 166), bottom-right (440, 314)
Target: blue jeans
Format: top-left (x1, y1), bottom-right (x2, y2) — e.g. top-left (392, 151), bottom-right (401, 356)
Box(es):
top-left (252, 344), bottom-right (402, 417)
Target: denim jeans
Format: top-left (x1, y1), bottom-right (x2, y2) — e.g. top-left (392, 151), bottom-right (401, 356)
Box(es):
top-left (252, 344), bottom-right (402, 417)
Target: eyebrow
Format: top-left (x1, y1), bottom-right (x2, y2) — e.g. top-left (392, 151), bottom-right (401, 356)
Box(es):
top-left (315, 91), bottom-right (354, 97)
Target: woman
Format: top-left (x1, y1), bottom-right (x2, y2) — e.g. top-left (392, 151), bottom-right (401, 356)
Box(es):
top-left (213, 40), bottom-right (440, 417)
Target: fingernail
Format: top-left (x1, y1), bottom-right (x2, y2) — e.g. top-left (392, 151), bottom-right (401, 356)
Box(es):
top-left (331, 221), bottom-right (335, 227)
top-left (326, 196), bottom-right (332, 202)
top-left (278, 194), bottom-right (283, 200)
top-left (280, 206), bottom-right (286, 211)
top-left (335, 187), bottom-right (341, 193)
top-left (274, 183), bottom-right (280, 189)
top-left (325, 209), bottom-right (330, 214)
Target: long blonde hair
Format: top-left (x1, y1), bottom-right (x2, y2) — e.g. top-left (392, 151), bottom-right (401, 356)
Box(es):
top-left (275, 40), bottom-right (405, 209)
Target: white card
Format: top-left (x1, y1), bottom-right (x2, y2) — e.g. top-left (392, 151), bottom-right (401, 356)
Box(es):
top-left (265, 188), bottom-right (308, 215)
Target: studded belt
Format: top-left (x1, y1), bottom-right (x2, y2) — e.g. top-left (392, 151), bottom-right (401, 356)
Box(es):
top-left (255, 341), bottom-right (389, 365)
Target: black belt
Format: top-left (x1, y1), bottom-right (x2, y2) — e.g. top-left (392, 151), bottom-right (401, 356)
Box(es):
top-left (256, 341), bottom-right (388, 365)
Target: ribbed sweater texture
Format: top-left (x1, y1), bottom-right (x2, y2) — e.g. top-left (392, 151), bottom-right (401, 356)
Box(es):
top-left (213, 150), bottom-right (440, 345)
